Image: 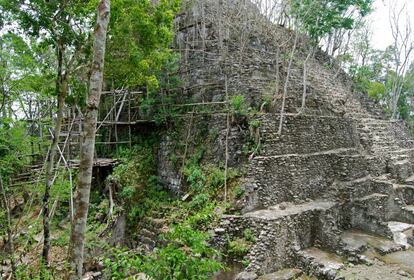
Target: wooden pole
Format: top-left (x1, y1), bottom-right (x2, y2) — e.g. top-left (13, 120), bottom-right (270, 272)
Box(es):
top-left (181, 106), bottom-right (195, 177)
top-left (224, 75), bottom-right (229, 203)
top-left (128, 90), bottom-right (132, 149)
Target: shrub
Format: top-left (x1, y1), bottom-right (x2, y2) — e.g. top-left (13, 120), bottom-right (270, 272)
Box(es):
top-left (234, 185), bottom-right (245, 199)
top-left (207, 167), bottom-right (225, 190)
top-left (146, 225), bottom-right (223, 280)
top-left (185, 201), bottom-right (217, 229)
top-left (189, 193), bottom-right (210, 210)
top-left (248, 119), bottom-right (261, 129)
top-left (231, 95), bottom-right (248, 116)
top-left (243, 228), bottom-right (256, 242)
top-left (227, 238), bottom-right (250, 258)
top-left (104, 226), bottom-right (223, 280)
top-left (184, 165), bottom-right (205, 192)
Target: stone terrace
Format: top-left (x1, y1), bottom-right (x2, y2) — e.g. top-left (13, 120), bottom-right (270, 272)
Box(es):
top-left (175, 0), bottom-right (414, 279)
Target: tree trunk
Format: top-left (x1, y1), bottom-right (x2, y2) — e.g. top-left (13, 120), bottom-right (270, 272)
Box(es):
top-left (68, 1), bottom-right (110, 278)
top-left (278, 31), bottom-right (298, 135)
top-left (271, 47), bottom-right (280, 112)
top-left (42, 47), bottom-right (67, 265)
top-left (301, 47), bottom-right (314, 112)
top-left (0, 175), bottom-right (16, 279)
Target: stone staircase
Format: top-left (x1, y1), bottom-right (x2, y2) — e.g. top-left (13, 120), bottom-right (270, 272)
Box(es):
top-left (216, 60), bottom-right (414, 278)
top-left (292, 227), bottom-right (414, 280)
top-left (218, 188), bottom-right (414, 279)
top-left (173, 0), bottom-right (414, 278)
top-left (136, 205), bottom-right (176, 252)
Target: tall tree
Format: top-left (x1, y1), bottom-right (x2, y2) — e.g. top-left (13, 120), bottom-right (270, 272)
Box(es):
top-left (290, 0), bottom-right (373, 111)
top-left (0, 0), bottom-right (95, 264)
top-left (105, 0), bottom-right (180, 90)
top-left (388, 0), bottom-right (414, 119)
top-left (289, 0), bottom-right (373, 43)
top-left (0, 174), bottom-right (16, 278)
top-left (68, 0), bottom-right (110, 278)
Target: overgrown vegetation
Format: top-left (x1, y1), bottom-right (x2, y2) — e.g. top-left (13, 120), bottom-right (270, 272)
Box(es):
top-left (2, 0), bottom-right (414, 278)
top-left (105, 226), bottom-right (222, 280)
top-left (226, 229), bottom-right (256, 259)
top-left (102, 142), bottom-right (245, 279)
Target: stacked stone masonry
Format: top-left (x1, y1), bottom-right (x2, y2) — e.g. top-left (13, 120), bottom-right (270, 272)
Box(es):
top-left (165, 0), bottom-right (414, 279)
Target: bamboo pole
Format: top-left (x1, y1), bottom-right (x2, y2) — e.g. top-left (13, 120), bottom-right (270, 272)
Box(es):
top-left (128, 91), bottom-right (132, 149)
top-left (224, 75), bottom-right (229, 203)
top-left (180, 106), bottom-right (195, 178)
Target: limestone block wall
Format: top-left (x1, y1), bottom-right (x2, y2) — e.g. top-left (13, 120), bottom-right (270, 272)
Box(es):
top-left (259, 115), bottom-right (360, 156)
top-left (215, 203), bottom-right (343, 275)
top-left (343, 178), bottom-right (392, 200)
top-left (170, 0), bottom-right (414, 276)
top-left (245, 152), bottom-right (387, 208)
top-left (174, 0), bottom-right (314, 108)
top-left (157, 114), bottom-right (248, 194)
top-left (158, 135), bottom-right (182, 195)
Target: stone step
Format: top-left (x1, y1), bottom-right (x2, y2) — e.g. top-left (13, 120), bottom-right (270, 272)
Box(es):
top-left (394, 159), bottom-right (411, 165)
top-left (372, 139), bottom-right (398, 145)
top-left (340, 229), bottom-right (405, 256)
top-left (260, 143), bottom-right (357, 157)
top-left (143, 217), bottom-right (167, 232)
top-left (253, 147), bottom-right (358, 160)
top-left (387, 221), bottom-right (414, 248)
top-left (151, 209), bottom-right (170, 219)
top-left (347, 178), bottom-right (393, 201)
top-left (405, 175), bottom-right (414, 185)
top-left (387, 148), bottom-right (414, 155)
top-left (373, 147), bottom-right (414, 155)
top-left (348, 113), bottom-right (379, 120)
top-left (389, 160), bottom-right (413, 182)
top-left (372, 138), bottom-right (399, 144)
top-left (371, 130), bottom-right (395, 135)
top-left (146, 217), bottom-right (167, 227)
top-left (394, 185), bottom-right (414, 204)
top-left (139, 236), bottom-right (156, 250)
top-left (357, 118), bottom-right (394, 124)
top-left (371, 135), bottom-right (396, 145)
top-left (257, 268), bottom-right (303, 280)
top-left (337, 259), bottom-right (412, 279)
top-left (243, 200), bottom-right (336, 221)
top-left (354, 193), bottom-right (388, 202)
top-left (400, 206), bottom-right (414, 225)
top-left (391, 154), bottom-right (410, 161)
top-left (349, 193), bottom-right (391, 236)
top-left (296, 247), bottom-right (345, 279)
top-left (140, 228), bottom-right (157, 239)
top-left (248, 150), bottom-right (373, 207)
top-left (404, 205), bottom-right (414, 213)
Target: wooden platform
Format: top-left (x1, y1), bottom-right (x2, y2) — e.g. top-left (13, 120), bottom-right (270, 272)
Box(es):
top-left (68, 158), bottom-right (119, 168)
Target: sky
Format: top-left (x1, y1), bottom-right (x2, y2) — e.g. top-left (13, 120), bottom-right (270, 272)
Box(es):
top-left (370, 0), bottom-right (414, 50)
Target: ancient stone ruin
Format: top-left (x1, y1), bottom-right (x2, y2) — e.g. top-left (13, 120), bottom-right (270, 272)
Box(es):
top-left (165, 0), bottom-right (414, 279)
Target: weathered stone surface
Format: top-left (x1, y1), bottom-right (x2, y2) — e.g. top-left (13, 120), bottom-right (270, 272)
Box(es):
top-left (387, 221), bottom-right (414, 247)
top-left (297, 247), bottom-right (345, 279)
top-left (108, 214), bottom-right (126, 246)
top-left (157, 135), bottom-right (182, 195)
top-left (166, 0), bottom-right (414, 278)
top-left (257, 268), bottom-right (302, 280)
top-left (245, 200), bottom-right (335, 221)
top-left (341, 230), bottom-right (404, 255)
top-left (235, 271), bottom-right (258, 280)
top-left (337, 261), bottom-right (412, 280)
top-left (381, 248), bottom-right (414, 276)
